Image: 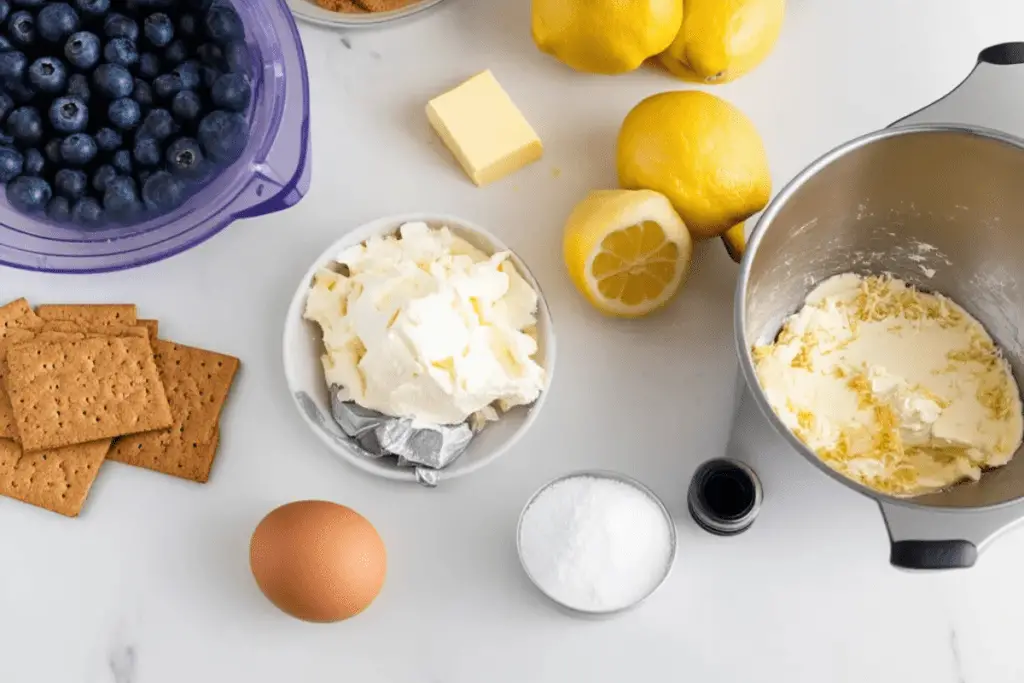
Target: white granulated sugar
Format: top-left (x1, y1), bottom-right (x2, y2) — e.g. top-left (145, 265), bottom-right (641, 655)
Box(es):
top-left (519, 476), bottom-right (673, 612)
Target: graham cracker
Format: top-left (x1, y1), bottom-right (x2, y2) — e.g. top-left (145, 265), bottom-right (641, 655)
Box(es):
top-left (0, 299), bottom-right (42, 331)
top-left (0, 437), bottom-right (110, 517)
top-left (0, 329), bottom-right (37, 439)
top-left (37, 321), bottom-right (149, 340)
top-left (349, 0), bottom-right (415, 11)
top-left (138, 319), bottom-right (159, 340)
top-left (316, 0), bottom-right (367, 12)
top-left (35, 304), bottom-right (137, 327)
top-left (108, 341), bottom-right (238, 482)
top-left (5, 336), bottom-right (173, 451)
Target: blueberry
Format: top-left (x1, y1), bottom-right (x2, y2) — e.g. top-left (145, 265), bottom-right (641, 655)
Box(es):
top-left (54, 168), bottom-right (87, 198)
top-left (22, 147), bottom-right (43, 175)
top-left (152, 72), bottom-right (181, 99)
top-left (46, 195), bottom-right (71, 222)
top-left (198, 110), bottom-right (247, 163)
top-left (0, 35), bottom-right (11, 50)
top-left (178, 13), bottom-right (196, 38)
top-left (140, 107), bottom-right (176, 139)
top-left (136, 168), bottom-right (151, 186)
top-left (60, 132), bottom-right (97, 166)
top-left (174, 59), bottom-right (200, 89)
top-left (44, 137), bottom-right (62, 164)
top-left (138, 51), bottom-right (160, 78)
top-left (211, 73), bottom-right (250, 112)
top-left (91, 163), bottom-right (115, 191)
top-left (112, 148), bottom-right (131, 175)
top-left (48, 95), bottom-right (87, 133)
top-left (92, 63), bottom-right (133, 98)
top-left (165, 136), bottom-right (202, 175)
top-left (103, 37), bottom-right (138, 67)
top-left (0, 50), bottom-right (27, 82)
top-left (72, 0), bottom-right (108, 15)
top-left (6, 175), bottom-right (50, 212)
top-left (170, 89), bottom-right (200, 121)
top-left (103, 175), bottom-right (140, 218)
top-left (0, 145), bottom-right (23, 181)
top-left (143, 12), bottom-right (172, 47)
top-left (67, 72), bottom-right (90, 101)
top-left (196, 42), bottom-right (222, 68)
top-left (127, 80), bottom-right (150, 109)
top-left (7, 10), bottom-right (33, 46)
top-left (0, 93), bottom-right (13, 123)
top-left (104, 13), bottom-right (137, 41)
top-left (132, 134), bottom-right (160, 166)
top-left (141, 170), bottom-right (183, 212)
top-left (71, 195), bottom-right (101, 224)
top-left (6, 81), bottom-right (33, 104)
top-left (204, 5), bottom-right (244, 44)
top-left (200, 65), bottom-right (217, 88)
top-left (6, 106), bottom-right (41, 145)
top-left (36, 3), bottom-right (78, 43)
top-left (223, 40), bottom-right (250, 75)
top-left (28, 57), bottom-right (68, 94)
top-left (0, 132), bottom-right (13, 146)
top-left (0, 0), bottom-right (9, 23)
top-left (65, 31), bottom-right (100, 70)
top-left (163, 38), bottom-right (186, 65)
top-left (187, 0), bottom-right (213, 11)
top-left (108, 97), bottom-right (140, 129)
top-left (95, 126), bottom-right (121, 150)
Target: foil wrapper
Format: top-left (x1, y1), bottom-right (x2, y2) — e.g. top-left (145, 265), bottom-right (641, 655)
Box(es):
top-left (329, 385), bottom-right (474, 484)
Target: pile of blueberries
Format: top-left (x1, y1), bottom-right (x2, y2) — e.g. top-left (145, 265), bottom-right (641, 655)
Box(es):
top-left (0, 0), bottom-right (252, 227)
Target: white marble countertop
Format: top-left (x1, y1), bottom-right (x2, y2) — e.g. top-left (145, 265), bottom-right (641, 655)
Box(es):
top-left (4, 0), bottom-right (1024, 680)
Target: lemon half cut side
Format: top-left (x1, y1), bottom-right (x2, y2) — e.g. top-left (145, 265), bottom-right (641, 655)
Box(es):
top-left (563, 189), bottom-right (693, 318)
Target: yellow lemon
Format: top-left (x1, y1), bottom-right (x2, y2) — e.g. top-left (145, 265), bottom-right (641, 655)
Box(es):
top-left (722, 222), bottom-right (746, 263)
top-left (563, 189), bottom-right (692, 318)
top-left (531, 0), bottom-right (682, 75)
top-left (617, 90), bottom-right (771, 240)
top-left (659, 0), bottom-right (785, 84)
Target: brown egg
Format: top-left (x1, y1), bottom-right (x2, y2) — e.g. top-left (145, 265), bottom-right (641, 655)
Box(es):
top-left (249, 501), bottom-right (387, 622)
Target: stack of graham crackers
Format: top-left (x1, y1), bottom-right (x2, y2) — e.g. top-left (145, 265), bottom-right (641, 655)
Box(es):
top-left (0, 298), bottom-right (240, 517)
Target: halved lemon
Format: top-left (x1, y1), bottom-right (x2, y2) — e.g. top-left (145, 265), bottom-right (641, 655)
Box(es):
top-left (563, 189), bottom-right (692, 318)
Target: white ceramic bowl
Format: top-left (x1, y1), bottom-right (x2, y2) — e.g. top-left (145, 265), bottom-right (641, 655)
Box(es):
top-left (286, 0), bottom-right (450, 29)
top-left (282, 213), bottom-right (556, 484)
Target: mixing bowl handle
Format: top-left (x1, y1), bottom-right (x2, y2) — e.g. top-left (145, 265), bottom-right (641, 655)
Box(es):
top-left (879, 501), bottom-right (1024, 569)
top-left (890, 42), bottom-right (1024, 135)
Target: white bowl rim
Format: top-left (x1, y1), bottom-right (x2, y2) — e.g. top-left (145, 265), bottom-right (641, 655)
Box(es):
top-left (282, 212), bottom-right (557, 483)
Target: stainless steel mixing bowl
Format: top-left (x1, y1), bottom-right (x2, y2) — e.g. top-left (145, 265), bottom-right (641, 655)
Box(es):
top-left (736, 43), bottom-right (1024, 569)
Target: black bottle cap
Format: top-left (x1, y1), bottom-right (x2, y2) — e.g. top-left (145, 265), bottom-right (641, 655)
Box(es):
top-left (688, 459), bottom-right (762, 536)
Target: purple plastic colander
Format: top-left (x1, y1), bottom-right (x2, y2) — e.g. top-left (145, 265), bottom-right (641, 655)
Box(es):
top-left (0, 0), bottom-right (312, 274)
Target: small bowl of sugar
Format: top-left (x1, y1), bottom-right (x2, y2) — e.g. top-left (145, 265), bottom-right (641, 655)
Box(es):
top-left (516, 470), bottom-right (677, 616)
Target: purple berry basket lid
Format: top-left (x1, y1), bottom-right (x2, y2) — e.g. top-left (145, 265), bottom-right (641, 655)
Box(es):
top-left (0, 0), bottom-right (312, 274)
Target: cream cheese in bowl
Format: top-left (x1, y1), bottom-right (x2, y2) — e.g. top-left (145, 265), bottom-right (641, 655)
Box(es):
top-left (304, 222), bottom-right (546, 426)
top-left (283, 214), bottom-right (555, 485)
top-left (753, 273), bottom-right (1024, 497)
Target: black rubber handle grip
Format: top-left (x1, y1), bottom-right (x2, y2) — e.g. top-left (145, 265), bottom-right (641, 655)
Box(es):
top-left (979, 42), bottom-right (1024, 66)
top-left (890, 540), bottom-right (978, 569)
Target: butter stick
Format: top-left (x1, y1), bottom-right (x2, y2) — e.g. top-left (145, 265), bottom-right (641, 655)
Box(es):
top-left (426, 70), bottom-right (543, 187)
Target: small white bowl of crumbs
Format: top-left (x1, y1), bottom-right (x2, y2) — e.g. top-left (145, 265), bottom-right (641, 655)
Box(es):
top-left (282, 213), bottom-right (556, 486)
top-left (285, 0), bottom-right (450, 28)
